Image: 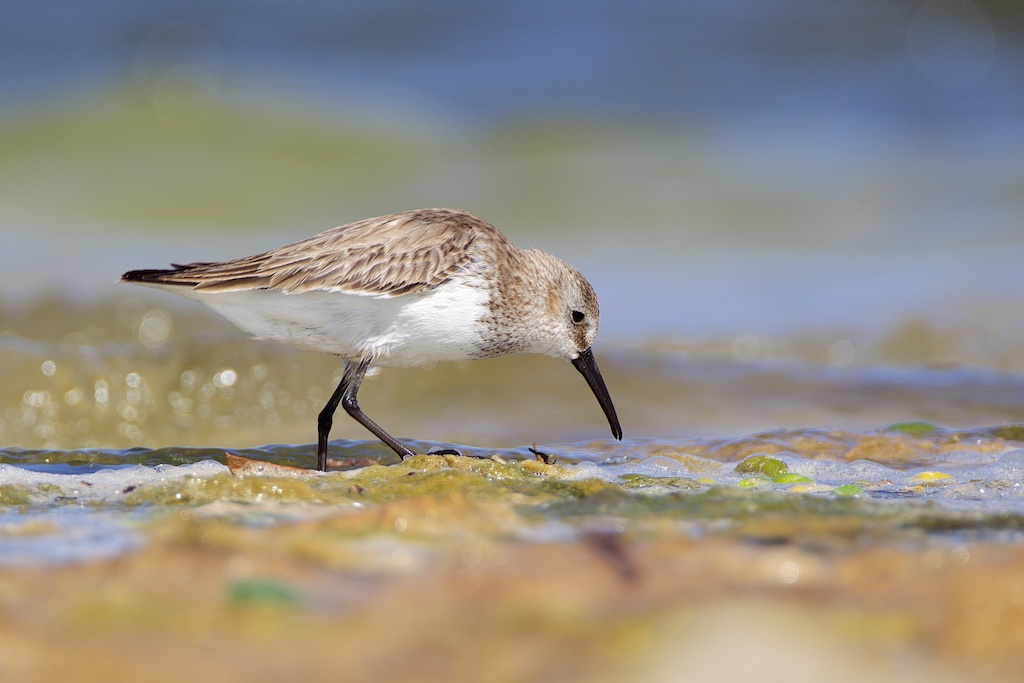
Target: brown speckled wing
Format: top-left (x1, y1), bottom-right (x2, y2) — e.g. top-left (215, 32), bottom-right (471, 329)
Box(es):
top-left (122, 209), bottom-right (501, 297)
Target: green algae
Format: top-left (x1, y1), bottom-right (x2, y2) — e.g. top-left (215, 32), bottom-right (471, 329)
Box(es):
top-left (229, 579), bottom-right (304, 606)
top-left (321, 455), bottom-right (598, 506)
top-left (734, 455), bottom-right (789, 478)
top-left (0, 485), bottom-right (33, 506)
top-left (121, 474), bottom-right (325, 507)
top-left (10, 439), bottom-right (1024, 581)
top-left (112, 452), bottom-right (1023, 546)
top-left (541, 485), bottom-right (851, 523)
top-left (832, 484), bottom-right (865, 497)
top-left (618, 474), bottom-right (702, 490)
top-left (884, 421), bottom-right (938, 437)
top-left (987, 423), bottom-right (1024, 442)
top-left (772, 473), bottom-right (813, 485)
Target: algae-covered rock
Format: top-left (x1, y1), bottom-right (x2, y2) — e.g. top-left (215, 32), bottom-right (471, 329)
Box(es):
top-left (734, 455), bottom-right (788, 478)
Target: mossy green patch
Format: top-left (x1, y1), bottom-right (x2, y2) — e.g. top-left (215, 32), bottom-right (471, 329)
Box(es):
top-left (734, 455), bottom-right (788, 478)
top-left (772, 473), bottom-right (813, 485)
top-left (0, 485), bottom-right (33, 506)
top-left (229, 579), bottom-right (304, 606)
top-left (832, 484), bottom-right (865, 497)
top-left (885, 422), bottom-right (938, 438)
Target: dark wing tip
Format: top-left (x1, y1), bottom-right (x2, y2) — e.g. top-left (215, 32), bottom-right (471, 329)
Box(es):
top-left (121, 269), bottom-right (160, 283)
top-left (121, 263), bottom-right (201, 285)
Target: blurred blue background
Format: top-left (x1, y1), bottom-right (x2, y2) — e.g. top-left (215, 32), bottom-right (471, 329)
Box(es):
top-left (1, 0), bottom-right (1023, 361)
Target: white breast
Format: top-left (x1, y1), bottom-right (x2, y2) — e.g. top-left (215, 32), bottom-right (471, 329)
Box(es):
top-left (179, 280), bottom-right (491, 368)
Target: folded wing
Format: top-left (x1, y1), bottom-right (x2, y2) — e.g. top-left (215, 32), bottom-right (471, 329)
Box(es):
top-left (122, 208), bottom-right (497, 297)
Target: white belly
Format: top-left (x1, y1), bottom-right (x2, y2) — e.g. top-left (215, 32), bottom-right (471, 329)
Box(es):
top-left (179, 283), bottom-right (491, 367)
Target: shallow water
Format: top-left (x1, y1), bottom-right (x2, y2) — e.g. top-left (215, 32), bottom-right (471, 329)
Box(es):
top-left (6, 424), bottom-right (1024, 546)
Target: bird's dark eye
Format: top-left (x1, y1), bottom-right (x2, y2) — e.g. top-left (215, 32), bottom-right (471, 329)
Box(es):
top-left (571, 310), bottom-right (585, 324)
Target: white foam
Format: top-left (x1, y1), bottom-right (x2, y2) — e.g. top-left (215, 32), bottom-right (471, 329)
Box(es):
top-left (0, 460), bottom-right (230, 503)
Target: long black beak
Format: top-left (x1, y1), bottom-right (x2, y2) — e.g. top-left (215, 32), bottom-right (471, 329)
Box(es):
top-left (571, 347), bottom-right (623, 440)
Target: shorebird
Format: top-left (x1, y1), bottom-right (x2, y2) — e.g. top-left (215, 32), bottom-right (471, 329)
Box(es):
top-left (122, 208), bottom-right (622, 470)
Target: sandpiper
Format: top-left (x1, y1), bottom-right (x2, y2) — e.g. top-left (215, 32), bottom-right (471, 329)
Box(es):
top-left (122, 208), bottom-right (622, 470)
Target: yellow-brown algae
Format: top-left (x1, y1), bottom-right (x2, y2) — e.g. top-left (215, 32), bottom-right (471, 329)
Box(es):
top-left (226, 453), bottom-right (318, 478)
top-left (120, 472), bottom-right (323, 507)
top-left (937, 436), bottom-right (1007, 454)
top-left (843, 435), bottom-right (930, 466)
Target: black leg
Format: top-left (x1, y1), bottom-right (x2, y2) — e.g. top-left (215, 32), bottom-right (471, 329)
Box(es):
top-left (317, 366), bottom-right (352, 472)
top-left (316, 357), bottom-right (415, 471)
